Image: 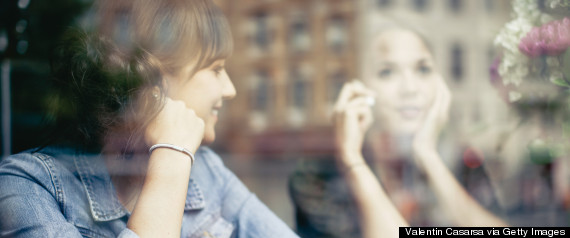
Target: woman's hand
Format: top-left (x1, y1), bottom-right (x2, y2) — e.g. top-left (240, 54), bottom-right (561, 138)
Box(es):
top-left (333, 80), bottom-right (375, 167)
top-left (412, 76), bottom-right (451, 160)
top-left (333, 81), bottom-right (410, 237)
top-left (129, 97), bottom-right (204, 237)
top-left (144, 97), bottom-right (205, 153)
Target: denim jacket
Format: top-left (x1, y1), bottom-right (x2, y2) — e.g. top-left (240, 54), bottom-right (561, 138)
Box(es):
top-left (0, 146), bottom-right (298, 238)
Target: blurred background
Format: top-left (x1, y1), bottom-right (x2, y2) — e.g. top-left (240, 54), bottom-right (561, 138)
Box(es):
top-left (0, 0), bottom-right (542, 228)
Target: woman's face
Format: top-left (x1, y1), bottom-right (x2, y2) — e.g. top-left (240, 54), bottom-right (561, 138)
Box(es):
top-left (363, 29), bottom-right (439, 135)
top-left (167, 59), bottom-right (236, 144)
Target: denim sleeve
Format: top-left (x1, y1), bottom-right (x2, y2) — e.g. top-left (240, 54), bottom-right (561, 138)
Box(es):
top-left (0, 154), bottom-right (138, 238)
top-left (0, 154), bottom-right (85, 237)
top-left (233, 193), bottom-right (299, 238)
top-left (201, 148), bottom-right (298, 238)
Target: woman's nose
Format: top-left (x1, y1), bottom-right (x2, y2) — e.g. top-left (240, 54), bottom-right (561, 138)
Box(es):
top-left (221, 71), bottom-right (236, 100)
top-left (398, 71), bottom-right (419, 97)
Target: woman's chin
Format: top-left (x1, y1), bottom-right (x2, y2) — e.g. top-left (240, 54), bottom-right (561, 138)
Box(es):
top-left (390, 122), bottom-right (422, 136)
top-left (201, 130), bottom-right (216, 145)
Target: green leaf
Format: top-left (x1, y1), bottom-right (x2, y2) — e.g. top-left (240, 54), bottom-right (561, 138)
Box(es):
top-left (552, 77), bottom-right (569, 87)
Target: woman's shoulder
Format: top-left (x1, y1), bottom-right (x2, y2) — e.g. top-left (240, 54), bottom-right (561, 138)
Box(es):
top-left (0, 148), bottom-right (55, 178)
top-left (0, 147), bottom-right (70, 201)
top-left (0, 146), bottom-right (82, 188)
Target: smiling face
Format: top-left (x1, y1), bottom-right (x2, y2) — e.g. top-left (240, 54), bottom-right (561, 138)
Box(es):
top-left (363, 29), bottom-right (438, 135)
top-left (166, 59), bottom-right (236, 144)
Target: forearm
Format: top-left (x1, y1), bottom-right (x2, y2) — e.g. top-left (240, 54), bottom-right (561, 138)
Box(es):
top-left (127, 149), bottom-right (193, 238)
top-left (340, 152), bottom-right (408, 238)
top-left (416, 151), bottom-right (507, 226)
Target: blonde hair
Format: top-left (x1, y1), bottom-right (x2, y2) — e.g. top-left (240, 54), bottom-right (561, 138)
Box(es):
top-left (359, 16), bottom-right (434, 78)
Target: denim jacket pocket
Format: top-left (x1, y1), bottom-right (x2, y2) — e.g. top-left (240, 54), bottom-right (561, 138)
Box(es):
top-left (188, 213), bottom-right (235, 238)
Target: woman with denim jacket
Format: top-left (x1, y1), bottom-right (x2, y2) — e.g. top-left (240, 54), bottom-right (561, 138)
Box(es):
top-left (0, 0), bottom-right (298, 237)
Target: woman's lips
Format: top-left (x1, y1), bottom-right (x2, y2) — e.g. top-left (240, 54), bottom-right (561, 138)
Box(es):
top-left (397, 106), bottom-right (422, 119)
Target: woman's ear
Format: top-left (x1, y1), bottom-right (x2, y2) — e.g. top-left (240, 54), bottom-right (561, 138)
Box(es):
top-left (159, 74), bottom-right (173, 97)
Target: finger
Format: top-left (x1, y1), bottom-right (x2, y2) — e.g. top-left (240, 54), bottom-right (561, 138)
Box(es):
top-left (335, 80), bottom-right (376, 113)
top-left (345, 97), bottom-right (374, 121)
top-left (351, 80), bottom-right (376, 98)
top-left (356, 105), bottom-right (374, 130)
top-left (334, 82), bottom-right (355, 113)
top-left (345, 96), bottom-right (373, 109)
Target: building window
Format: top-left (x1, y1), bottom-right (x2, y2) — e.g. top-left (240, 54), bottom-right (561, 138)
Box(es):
top-left (411, 0), bottom-right (429, 12)
top-left (252, 12), bottom-right (271, 52)
top-left (328, 70), bottom-right (346, 103)
top-left (484, 0), bottom-right (494, 13)
top-left (377, 0), bottom-right (392, 8)
top-left (289, 66), bottom-right (311, 110)
top-left (253, 70), bottom-right (271, 111)
top-left (326, 15), bottom-right (347, 54)
top-left (488, 44), bottom-right (496, 67)
top-left (289, 12), bottom-right (311, 53)
top-left (538, 0), bottom-right (546, 10)
top-left (448, 0), bottom-right (463, 13)
top-left (293, 79), bottom-right (308, 109)
top-left (451, 43), bottom-right (464, 82)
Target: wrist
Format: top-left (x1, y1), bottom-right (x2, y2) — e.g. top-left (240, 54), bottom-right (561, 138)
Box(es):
top-left (146, 149), bottom-right (193, 180)
top-left (412, 147), bottom-right (439, 168)
top-left (336, 150), bottom-right (365, 167)
top-left (341, 161), bottom-right (368, 175)
top-left (149, 143), bottom-right (195, 166)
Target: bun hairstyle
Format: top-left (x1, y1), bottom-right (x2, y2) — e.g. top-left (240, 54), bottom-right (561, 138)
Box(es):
top-left (48, 0), bottom-right (233, 153)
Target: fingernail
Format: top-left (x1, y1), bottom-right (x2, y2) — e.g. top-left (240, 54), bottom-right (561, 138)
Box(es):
top-left (366, 96), bottom-right (375, 106)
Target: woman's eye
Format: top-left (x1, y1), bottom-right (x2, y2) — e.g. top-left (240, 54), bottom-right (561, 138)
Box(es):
top-left (378, 69), bottom-right (392, 79)
top-left (418, 65), bottom-right (432, 75)
top-left (213, 66), bottom-right (224, 76)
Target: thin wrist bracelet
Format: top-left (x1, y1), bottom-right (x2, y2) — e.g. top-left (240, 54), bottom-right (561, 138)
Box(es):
top-left (149, 143), bottom-right (195, 166)
top-left (342, 162), bottom-right (367, 174)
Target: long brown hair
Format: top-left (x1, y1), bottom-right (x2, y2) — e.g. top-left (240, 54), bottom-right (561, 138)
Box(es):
top-left (49, 0), bottom-right (233, 153)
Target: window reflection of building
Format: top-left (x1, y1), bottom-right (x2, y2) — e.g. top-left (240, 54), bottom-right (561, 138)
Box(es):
top-left (254, 12), bottom-right (270, 50)
top-left (328, 70), bottom-right (346, 105)
top-left (448, 0), bottom-right (463, 13)
top-left (377, 0), bottom-right (392, 8)
top-left (326, 69), bottom-right (347, 116)
top-left (485, 0), bottom-right (494, 13)
top-left (246, 12), bottom-right (276, 57)
top-left (250, 69), bottom-right (271, 132)
top-left (451, 43), bottom-right (464, 82)
top-left (209, 0), bottom-right (512, 227)
top-left (214, 0), bottom-right (357, 156)
top-left (289, 11), bottom-right (311, 54)
top-left (326, 15), bottom-right (347, 54)
top-left (411, 0), bottom-right (429, 12)
top-left (288, 65), bottom-right (312, 128)
top-left (214, 0), bottom-right (511, 157)
top-left (254, 70), bottom-right (271, 112)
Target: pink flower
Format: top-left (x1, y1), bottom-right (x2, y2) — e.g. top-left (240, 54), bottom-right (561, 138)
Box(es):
top-left (519, 17), bottom-right (570, 57)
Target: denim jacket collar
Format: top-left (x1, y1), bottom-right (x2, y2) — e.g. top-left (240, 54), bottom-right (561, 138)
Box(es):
top-left (72, 148), bottom-right (206, 222)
